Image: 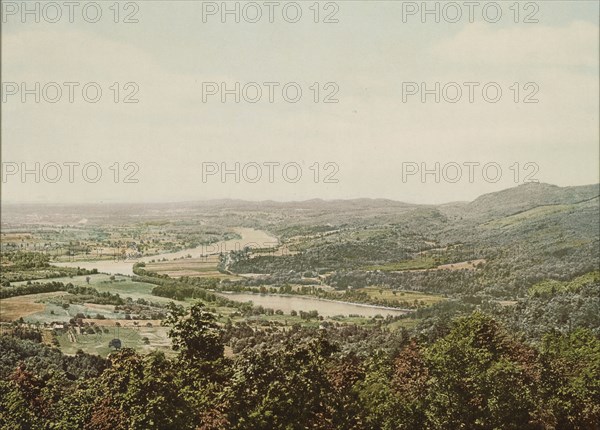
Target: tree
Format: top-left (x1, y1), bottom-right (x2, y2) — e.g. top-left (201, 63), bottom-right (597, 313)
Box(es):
top-left (108, 339), bottom-right (122, 350)
top-left (228, 331), bottom-right (337, 430)
top-left (165, 302), bottom-right (224, 362)
top-left (86, 349), bottom-right (193, 430)
top-left (424, 312), bottom-right (539, 430)
top-left (538, 329), bottom-right (600, 428)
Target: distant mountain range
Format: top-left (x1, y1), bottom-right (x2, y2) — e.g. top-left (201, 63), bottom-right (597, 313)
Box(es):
top-left (2, 183), bottom-right (598, 228)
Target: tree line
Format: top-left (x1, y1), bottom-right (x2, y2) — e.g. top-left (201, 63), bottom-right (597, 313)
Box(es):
top-left (1, 305), bottom-right (598, 429)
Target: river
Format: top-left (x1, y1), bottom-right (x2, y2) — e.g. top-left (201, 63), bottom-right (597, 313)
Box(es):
top-left (48, 227), bottom-right (408, 317)
top-left (51, 228), bottom-right (278, 277)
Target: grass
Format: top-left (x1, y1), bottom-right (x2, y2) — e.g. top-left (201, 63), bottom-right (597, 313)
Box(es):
top-left (144, 256), bottom-right (238, 280)
top-left (0, 291), bottom-right (140, 324)
top-left (355, 287), bottom-right (445, 307)
top-left (57, 325), bottom-right (172, 357)
top-left (13, 274), bottom-right (178, 305)
top-left (4, 274), bottom-right (183, 327)
top-left (0, 292), bottom-right (68, 322)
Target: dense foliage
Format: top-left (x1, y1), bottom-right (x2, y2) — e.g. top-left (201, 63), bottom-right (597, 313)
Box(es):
top-left (1, 304), bottom-right (598, 429)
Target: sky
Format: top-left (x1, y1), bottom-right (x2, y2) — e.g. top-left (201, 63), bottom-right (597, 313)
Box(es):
top-left (2, 0), bottom-right (599, 204)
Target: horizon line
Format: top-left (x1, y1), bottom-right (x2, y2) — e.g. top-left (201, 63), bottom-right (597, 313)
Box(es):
top-left (2, 182), bottom-right (599, 208)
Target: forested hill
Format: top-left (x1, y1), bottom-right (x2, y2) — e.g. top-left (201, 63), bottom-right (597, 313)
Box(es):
top-left (441, 183), bottom-right (599, 262)
top-left (454, 182), bottom-right (600, 220)
top-left (221, 183), bottom-right (599, 298)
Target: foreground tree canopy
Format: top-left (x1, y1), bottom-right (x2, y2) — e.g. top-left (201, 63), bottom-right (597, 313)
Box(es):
top-left (1, 303), bottom-right (598, 430)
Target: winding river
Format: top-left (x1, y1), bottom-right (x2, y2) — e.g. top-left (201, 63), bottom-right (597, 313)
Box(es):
top-left (50, 228), bottom-right (409, 317)
top-left (51, 228), bottom-right (278, 277)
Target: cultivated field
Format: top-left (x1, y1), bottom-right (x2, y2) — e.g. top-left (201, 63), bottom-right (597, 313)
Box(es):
top-left (12, 274), bottom-right (179, 305)
top-left (144, 255), bottom-right (239, 279)
top-left (57, 324), bottom-right (172, 356)
top-left (355, 287), bottom-right (446, 307)
top-left (0, 291), bottom-right (68, 322)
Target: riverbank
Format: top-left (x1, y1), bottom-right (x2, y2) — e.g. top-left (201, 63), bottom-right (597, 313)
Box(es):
top-left (214, 290), bottom-right (412, 317)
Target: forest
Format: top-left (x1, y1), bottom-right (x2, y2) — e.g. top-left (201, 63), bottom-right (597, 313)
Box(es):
top-left (1, 304), bottom-right (598, 430)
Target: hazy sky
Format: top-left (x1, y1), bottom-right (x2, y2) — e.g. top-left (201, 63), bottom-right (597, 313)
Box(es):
top-left (2, 0), bottom-right (599, 204)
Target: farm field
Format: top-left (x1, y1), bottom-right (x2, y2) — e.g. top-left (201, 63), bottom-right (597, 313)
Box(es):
top-left (354, 287), bottom-right (446, 307)
top-left (1, 290), bottom-right (151, 325)
top-left (144, 255), bottom-right (239, 279)
top-left (216, 291), bottom-right (410, 317)
top-left (57, 324), bottom-right (172, 356)
top-left (12, 274), bottom-right (178, 305)
top-left (0, 291), bottom-right (69, 322)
